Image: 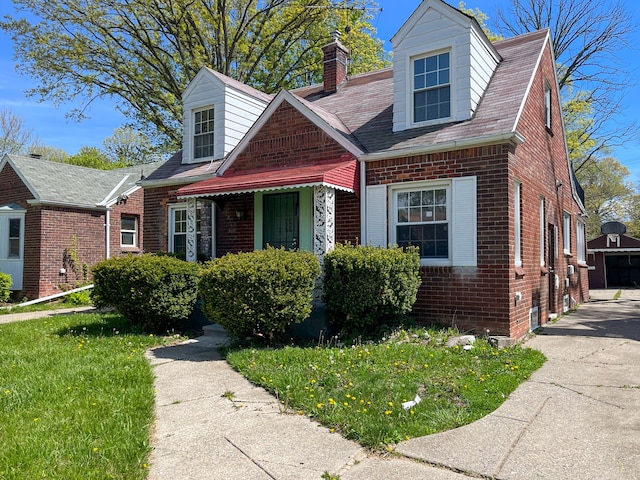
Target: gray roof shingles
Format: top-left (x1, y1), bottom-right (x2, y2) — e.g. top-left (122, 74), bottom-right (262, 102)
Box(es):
top-left (5, 154), bottom-right (164, 207)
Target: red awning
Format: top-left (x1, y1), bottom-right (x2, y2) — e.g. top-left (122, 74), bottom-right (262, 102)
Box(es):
top-left (177, 160), bottom-right (359, 198)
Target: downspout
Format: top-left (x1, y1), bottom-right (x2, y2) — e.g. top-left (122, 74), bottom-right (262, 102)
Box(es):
top-left (105, 209), bottom-right (111, 259)
top-left (359, 159), bottom-right (366, 245)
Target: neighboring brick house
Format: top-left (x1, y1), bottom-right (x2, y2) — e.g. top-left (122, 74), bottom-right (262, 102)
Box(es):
top-left (587, 222), bottom-right (640, 289)
top-left (142, 0), bottom-right (588, 339)
top-left (0, 154), bottom-right (162, 300)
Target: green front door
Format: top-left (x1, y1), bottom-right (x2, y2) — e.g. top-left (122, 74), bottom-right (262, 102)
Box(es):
top-left (263, 192), bottom-right (299, 249)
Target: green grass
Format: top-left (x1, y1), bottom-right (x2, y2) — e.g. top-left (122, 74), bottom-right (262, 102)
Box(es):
top-left (226, 329), bottom-right (546, 450)
top-left (0, 312), bottom-right (182, 479)
top-left (0, 296), bottom-right (91, 315)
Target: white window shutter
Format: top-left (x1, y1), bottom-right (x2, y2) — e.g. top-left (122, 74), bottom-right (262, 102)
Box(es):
top-left (452, 176), bottom-right (477, 266)
top-left (366, 185), bottom-right (388, 247)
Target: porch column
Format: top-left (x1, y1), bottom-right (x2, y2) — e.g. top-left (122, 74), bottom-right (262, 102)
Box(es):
top-left (313, 186), bottom-right (335, 303)
top-left (186, 197), bottom-right (197, 263)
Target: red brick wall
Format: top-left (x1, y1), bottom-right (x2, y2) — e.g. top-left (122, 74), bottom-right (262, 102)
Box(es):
top-left (366, 145), bottom-right (513, 335)
top-left (109, 188), bottom-right (144, 257)
top-left (227, 102), bottom-right (354, 172)
top-left (215, 193), bottom-right (255, 256)
top-left (335, 190), bottom-right (360, 244)
top-left (360, 40), bottom-right (588, 339)
top-left (143, 185), bottom-right (176, 253)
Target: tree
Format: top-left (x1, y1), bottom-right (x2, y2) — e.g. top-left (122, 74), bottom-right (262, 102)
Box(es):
top-left (0, 109), bottom-right (38, 157)
top-left (1, 0), bottom-right (388, 148)
top-left (578, 157), bottom-right (634, 239)
top-left (65, 146), bottom-right (126, 170)
top-left (103, 126), bottom-right (161, 166)
top-left (28, 144), bottom-right (69, 163)
top-left (493, 0), bottom-right (635, 171)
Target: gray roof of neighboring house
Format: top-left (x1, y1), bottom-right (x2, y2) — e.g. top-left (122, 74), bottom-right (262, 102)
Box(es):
top-left (140, 150), bottom-right (224, 187)
top-left (2, 154), bottom-right (164, 208)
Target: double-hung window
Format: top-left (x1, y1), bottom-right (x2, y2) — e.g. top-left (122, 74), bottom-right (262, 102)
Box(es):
top-left (395, 186), bottom-right (449, 259)
top-left (169, 204), bottom-right (202, 255)
top-left (120, 215), bottom-right (138, 247)
top-left (8, 218), bottom-right (21, 258)
top-left (194, 107), bottom-right (214, 159)
top-left (413, 52), bottom-right (451, 123)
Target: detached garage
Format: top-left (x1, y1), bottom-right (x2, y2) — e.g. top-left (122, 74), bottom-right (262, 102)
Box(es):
top-left (587, 222), bottom-right (640, 289)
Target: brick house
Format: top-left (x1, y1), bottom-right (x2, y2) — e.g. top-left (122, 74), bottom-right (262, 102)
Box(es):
top-left (142, 0), bottom-right (588, 339)
top-left (0, 154), bottom-right (162, 300)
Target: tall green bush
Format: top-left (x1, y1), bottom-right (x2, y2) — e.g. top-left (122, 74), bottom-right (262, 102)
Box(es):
top-left (91, 254), bottom-right (200, 332)
top-left (323, 244), bottom-right (421, 335)
top-left (199, 248), bottom-right (321, 341)
top-left (0, 272), bottom-right (11, 303)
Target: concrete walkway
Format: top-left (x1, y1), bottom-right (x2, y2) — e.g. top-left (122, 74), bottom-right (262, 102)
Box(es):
top-left (146, 289), bottom-right (640, 480)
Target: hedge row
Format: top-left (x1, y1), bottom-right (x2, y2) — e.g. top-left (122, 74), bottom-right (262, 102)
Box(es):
top-left (90, 244), bottom-right (421, 339)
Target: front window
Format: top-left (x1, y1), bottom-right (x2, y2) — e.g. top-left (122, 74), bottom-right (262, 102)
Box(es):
top-left (395, 187), bottom-right (449, 259)
top-left (120, 215), bottom-right (138, 247)
top-left (263, 192), bottom-right (299, 250)
top-left (194, 107), bottom-right (214, 159)
top-left (8, 218), bottom-right (21, 258)
top-left (413, 52), bottom-right (451, 123)
top-left (169, 205), bottom-right (201, 255)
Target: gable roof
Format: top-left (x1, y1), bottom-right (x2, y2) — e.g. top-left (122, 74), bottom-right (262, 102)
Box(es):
top-left (139, 151), bottom-right (224, 188)
top-left (217, 90), bottom-right (364, 175)
top-left (293, 29), bottom-right (551, 160)
top-left (0, 154), bottom-right (163, 209)
top-left (182, 66), bottom-right (273, 104)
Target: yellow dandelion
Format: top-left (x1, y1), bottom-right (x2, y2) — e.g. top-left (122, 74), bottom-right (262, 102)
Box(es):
top-left (328, 398), bottom-right (336, 405)
top-left (384, 410), bottom-right (392, 415)
top-left (93, 447), bottom-right (98, 452)
top-left (388, 401), bottom-right (393, 407)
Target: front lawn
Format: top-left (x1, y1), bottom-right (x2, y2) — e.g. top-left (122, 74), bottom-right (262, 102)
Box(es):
top-left (0, 312), bottom-right (182, 479)
top-left (226, 329), bottom-right (545, 450)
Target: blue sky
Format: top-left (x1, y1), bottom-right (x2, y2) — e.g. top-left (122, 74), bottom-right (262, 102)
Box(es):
top-left (1, 0), bottom-right (639, 176)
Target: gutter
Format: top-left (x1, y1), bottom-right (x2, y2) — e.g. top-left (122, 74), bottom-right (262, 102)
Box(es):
top-left (359, 131), bottom-right (525, 162)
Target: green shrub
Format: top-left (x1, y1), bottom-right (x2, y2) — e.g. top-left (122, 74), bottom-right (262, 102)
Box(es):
top-left (91, 254), bottom-right (200, 332)
top-left (323, 244), bottom-right (421, 336)
top-left (0, 272), bottom-right (11, 302)
top-left (63, 288), bottom-right (92, 306)
top-left (199, 248), bottom-right (321, 341)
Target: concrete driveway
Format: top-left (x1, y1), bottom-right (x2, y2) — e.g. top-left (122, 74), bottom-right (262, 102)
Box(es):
top-left (398, 288), bottom-right (640, 479)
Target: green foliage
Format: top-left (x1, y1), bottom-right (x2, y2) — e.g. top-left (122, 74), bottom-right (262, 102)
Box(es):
top-left (102, 126), bottom-right (164, 165)
top-left (65, 146), bottom-right (127, 170)
top-left (0, 272), bottom-right (11, 302)
top-left (63, 289), bottom-right (92, 306)
top-left (577, 156), bottom-right (634, 239)
top-left (458, 1), bottom-right (503, 42)
top-left (0, 312), bottom-right (182, 478)
top-left (199, 248), bottom-right (321, 341)
top-left (91, 254), bottom-right (200, 332)
top-left (323, 244), bottom-right (421, 336)
top-left (226, 327), bottom-right (546, 449)
top-left (1, 0), bottom-right (389, 147)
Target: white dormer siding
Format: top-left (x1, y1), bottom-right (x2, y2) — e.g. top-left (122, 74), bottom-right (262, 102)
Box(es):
top-left (181, 68), bottom-right (269, 164)
top-left (391, 0), bottom-right (500, 132)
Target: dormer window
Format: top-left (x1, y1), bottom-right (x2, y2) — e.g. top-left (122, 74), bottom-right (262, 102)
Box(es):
top-left (413, 51), bottom-right (451, 123)
top-left (194, 107), bottom-right (214, 159)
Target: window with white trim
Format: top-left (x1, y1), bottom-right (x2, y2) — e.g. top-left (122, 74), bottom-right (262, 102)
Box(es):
top-left (539, 197), bottom-right (545, 266)
top-left (544, 82), bottom-right (552, 129)
top-left (394, 184), bottom-right (449, 260)
top-left (120, 215), bottom-right (138, 247)
top-left (577, 220), bottom-right (586, 264)
top-left (563, 212), bottom-right (571, 255)
top-left (8, 218), bottom-right (21, 258)
top-left (169, 204), bottom-right (201, 255)
top-left (194, 107), bottom-right (214, 159)
top-left (413, 51), bottom-right (451, 123)
top-left (514, 180), bottom-right (522, 267)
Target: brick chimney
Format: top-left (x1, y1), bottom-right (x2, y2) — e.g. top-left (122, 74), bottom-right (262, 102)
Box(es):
top-left (322, 31), bottom-right (349, 93)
